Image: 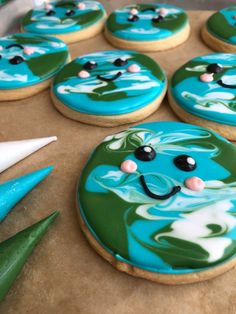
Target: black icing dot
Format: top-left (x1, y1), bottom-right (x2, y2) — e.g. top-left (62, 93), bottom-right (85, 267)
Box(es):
top-left (66, 9), bottom-right (75, 16)
top-left (152, 15), bottom-right (164, 23)
top-left (113, 58), bottom-right (128, 67)
top-left (134, 146), bottom-right (156, 162)
top-left (0, 55), bottom-right (2, 59)
top-left (174, 155), bottom-right (196, 172)
top-left (206, 63), bottom-right (224, 74)
top-left (128, 15), bottom-right (139, 22)
top-left (46, 10), bottom-right (55, 16)
top-left (83, 61), bottom-right (97, 70)
top-left (9, 56), bottom-right (25, 65)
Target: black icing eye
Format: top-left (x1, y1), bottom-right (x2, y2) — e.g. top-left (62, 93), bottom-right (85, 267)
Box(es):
top-left (46, 10), bottom-right (55, 16)
top-left (134, 146), bottom-right (156, 162)
top-left (66, 9), bottom-right (75, 16)
top-left (113, 58), bottom-right (128, 67)
top-left (152, 15), bottom-right (164, 23)
top-left (83, 61), bottom-right (97, 70)
top-left (174, 155), bottom-right (196, 172)
top-left (9, 56), bottom-right (25, 65)
top-left (128, 15), bottom-right (139, 22)
top-left (206, 63), bottom-right (224, 74)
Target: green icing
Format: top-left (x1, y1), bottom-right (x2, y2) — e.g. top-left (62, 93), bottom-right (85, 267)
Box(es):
top-left (0, 212), bottom-right (59, 302)
top-left (207, 11), bottom-right (236, 42)
top-left (151, 12), bottom-right (187, 32)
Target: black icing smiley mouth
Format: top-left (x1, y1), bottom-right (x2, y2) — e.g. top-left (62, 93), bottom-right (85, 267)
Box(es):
top-left (97, 72), bottom-right (122, 82)
top-left (217, 79), bottom-right (236, 89)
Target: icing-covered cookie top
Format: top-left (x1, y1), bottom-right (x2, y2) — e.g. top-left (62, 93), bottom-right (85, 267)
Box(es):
top-left (170, 53), bottom-right (236, 126)
top-left (53, 50), bottom-right (166, 115)
top-left (206, 6), bottom-right (236, 45)
top-left (0, 33), bottom-right (69, 89)
top-left (22, 0), bottom-right (106, 35)
top-left (78, 121), bottom-right (236, 274)
top-left (106, 3), bottom-right (188, 41)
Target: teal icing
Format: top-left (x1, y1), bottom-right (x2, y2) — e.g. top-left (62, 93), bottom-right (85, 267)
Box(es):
top-left (78, 121), bottom-right (236, 275)
top-left (106, 3), bottom-right (188, 41)
top-left (53, 50), bottom-right (166, 116)
top-left (0, 166), bottom-right (53, 221)
top-left (22, 0), bottom-right (106, 35)
top-left (0, 33), bottom-right (68, 89)
top-left (171, 53), bottom-right (236, 126)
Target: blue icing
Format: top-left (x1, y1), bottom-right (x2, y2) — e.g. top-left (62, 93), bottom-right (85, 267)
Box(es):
top-left (22, 0), bottom-right (106, 35)
top-left (106, 3), bottom-right (188, 41)
top-left (0, 33), bottom-right (68, 89)
top-left (171, 53), bottom-right (236, 126)
top-left (0, 166), bottom-right (53, 221)
top-left (79, 121), bottom-right (236, 275)
top-left (53, 50), bottom-right (166, 115)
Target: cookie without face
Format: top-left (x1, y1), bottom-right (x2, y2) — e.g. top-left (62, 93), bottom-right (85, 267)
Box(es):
top-left (78, 121), bottom-right (236, 284)
top-left (169, 53), bottom-right (236, 140)
top-left (0, 33), bottom-right (69, 101)
top-left (21, 0), bottom-right (107, 44)
top-left (202, 6), bottom-right (236, 53)
top-left (51, 50), bottom-right (167, 127)
top-left (105, 3), bottom-right (190, 52)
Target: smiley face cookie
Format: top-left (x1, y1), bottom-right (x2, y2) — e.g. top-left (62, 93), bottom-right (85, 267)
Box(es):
top-left (169, 53), bottom-right (236, 140)
top-left (21, 1), bottom-right (107, 44)
top-left (51, 50), bottom-right (167, 127)
top-left (78, 121), bottom-right (236, 284)
top-left (105, 3), bottom-right (190, 52)
top-left (0, 33), bottom-right (69, 101)
top-left (202, 6), bottom-right (236, 53)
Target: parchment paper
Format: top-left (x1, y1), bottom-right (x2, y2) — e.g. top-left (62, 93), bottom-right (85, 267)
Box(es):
top-left (0, 10), bottom-right (235, 314)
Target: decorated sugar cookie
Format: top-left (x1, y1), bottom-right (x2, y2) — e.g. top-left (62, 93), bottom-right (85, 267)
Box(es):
top-left (105, 3), bottom-right (190, 52)
top-left (0, 33), bottom-right (69, 101)
top-left (52, 50), bottom-right (167, 127)
top-left (22, 1), bottom-right (107, 44)
top-left (169, 53), bottom-right (236, 140)
top-left (78, 121), bottom-right (236, 284)
top-left (202, 6), bottom-right (236, 53)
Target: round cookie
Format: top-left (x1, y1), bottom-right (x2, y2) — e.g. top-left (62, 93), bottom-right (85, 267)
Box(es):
top-left (78, 121), bottom-right (236, 284)
top-left (0, 33), bottom-right (69, 101)
top-left (21, 1), bottom-right (107, 44)
top-left (202, 6), bottom-right (236, 53)
top-left (51, 50), bottom-right (167, 127)
top-left (105, 3), bottom-right (190, 52)
top-left (168, 53), bottom-right (236, 140)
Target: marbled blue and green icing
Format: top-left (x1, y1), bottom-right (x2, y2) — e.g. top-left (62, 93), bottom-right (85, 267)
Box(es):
top-left (78, 121), bottom-right (236, 274)
top-left (106, 3), bottom-right (188, 41)
top-left (206, 6), bottom-right (236, 45)
top-left (22, 0), bottom-right (106, 35)
top-left (0, 33), bottom-right (69, 89)
top-left (53, 50), bottom-right (166, 115)
top-left (171, 53), bottom-right (236, 126)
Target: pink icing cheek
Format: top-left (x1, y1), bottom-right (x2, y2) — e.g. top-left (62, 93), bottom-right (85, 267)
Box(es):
top-left (233, 15), bottom-right (236, 20)
top-left (120, 160), bottom-right (137, 173)
top-left (185, 177), bottom-right (205, 191)
top-left (77, 2), bottom-right (86, 9)
top-left (130, 8), bottom-right (138, 15)
top-left (127, 64), bottom-right (141, 73)
top-left (159, 8), bottom-right (168, 15)
top-left (78, 70), bottom-right (90, 78)
top-left (45, 4), bottom-right (53, 10)
top-left (200, 73), bottom-right (214, 82)
top-left (23, 47), bottom-right (35, 55)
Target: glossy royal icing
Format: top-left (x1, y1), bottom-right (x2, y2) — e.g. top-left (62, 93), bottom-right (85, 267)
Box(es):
top-left (170, 53), bottom-right (236, 126)
top-left (78, 121), bottom-right (236, 275)
top-left (0, 33), bottom-right (68, 89)
top-left (53, 50), bottom-right (166, 115)
top-left (206, 6), bottom-right (236, 45)
top-left (106, 3), bottom-right (188, 41)
top-left (22, 0), bottom-right (106, 35)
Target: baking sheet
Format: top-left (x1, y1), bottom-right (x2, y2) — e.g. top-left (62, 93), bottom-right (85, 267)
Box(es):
top-left (0, 10), bottom-right (236, 314)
